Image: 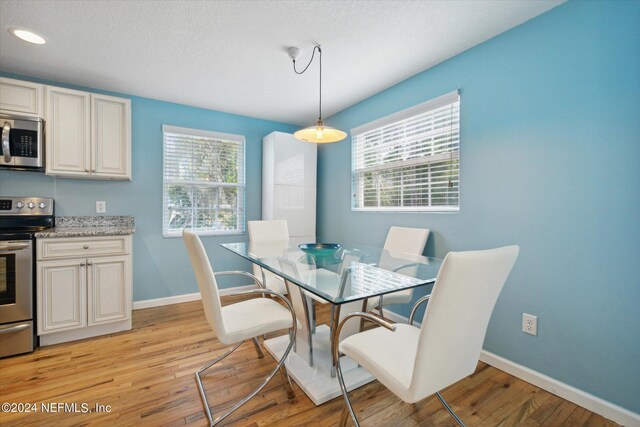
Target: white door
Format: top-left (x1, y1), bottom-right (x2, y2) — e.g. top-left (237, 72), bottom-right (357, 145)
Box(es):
top-left (87, 256), bottom-right (131, 325)
top-left (38, 259), bottom-right (87, 334)
top-left (91, 94), bottom-right (131, 180)
top-left (46, 86), bottom-right (91, 176)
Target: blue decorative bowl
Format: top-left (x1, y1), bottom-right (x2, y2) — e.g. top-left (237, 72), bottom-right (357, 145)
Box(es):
top-left (298, 243), bottom-right (342, 256)
top-left (298, 243), bottom-right (342, 267)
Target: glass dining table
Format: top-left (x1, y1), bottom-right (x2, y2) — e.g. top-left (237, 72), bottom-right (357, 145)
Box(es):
top-left (221, 240), bottom-right (442, 405)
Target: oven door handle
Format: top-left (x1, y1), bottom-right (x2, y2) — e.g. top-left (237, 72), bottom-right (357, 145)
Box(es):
top-left (0, 323), bottom-right (31, 334)
top-left (0, 244), bottom-right (30, 252)
top-left (2, 121), bottom-right (11, 163)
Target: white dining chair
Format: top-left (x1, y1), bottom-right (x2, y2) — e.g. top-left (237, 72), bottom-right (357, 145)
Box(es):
top-left (334, 245), bottom-right (519, 427)
top-left (367, 226), bottom-right (430, 316)
top-left (182, 230), bottom-right (296, 426)
top-left (247, 220), bottom-right (289, 295)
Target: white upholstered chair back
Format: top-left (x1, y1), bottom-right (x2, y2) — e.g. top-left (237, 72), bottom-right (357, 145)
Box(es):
top-left (247, 220), bottom-right (290, 294)
top-left (383, 226), bottom-right (430, 255)
top-left (247, 220), bottom-right (290, 242)
top-left (410, 245), bottom-right (519, 400)
top-left (182, 230), bottom-right (227, 342)
top-left (369, 226), bottom-right (430, 310)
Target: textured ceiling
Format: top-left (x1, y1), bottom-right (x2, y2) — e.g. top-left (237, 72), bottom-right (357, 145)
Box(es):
top-left (0, 0), bottom-right (563, 125)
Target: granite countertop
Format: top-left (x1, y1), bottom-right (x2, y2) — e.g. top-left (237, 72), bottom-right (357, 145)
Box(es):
top-left (35, 216), bottom-right (135, 238)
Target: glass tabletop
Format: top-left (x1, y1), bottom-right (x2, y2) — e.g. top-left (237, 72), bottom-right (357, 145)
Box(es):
top-left (221, 240), bottom-right (442, 305)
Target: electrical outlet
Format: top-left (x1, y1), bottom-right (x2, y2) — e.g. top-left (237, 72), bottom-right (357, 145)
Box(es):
top-left (522, 313), bottom-right (537, 336)
top-left (96, 201), bottom-right (106, 214)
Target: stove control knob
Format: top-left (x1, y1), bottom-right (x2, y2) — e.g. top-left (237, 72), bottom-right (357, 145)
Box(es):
top-left (27, 202), bottom-right (36, 209)
top-left (39, 202), bottom-right (47, 209)
top-left (15, 201), bottom-right (24, 209)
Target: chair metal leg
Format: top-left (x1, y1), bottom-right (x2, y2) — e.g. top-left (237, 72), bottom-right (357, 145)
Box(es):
top-left (252, 337), bottom-right (264, 359)
top-left (338, 405), bottom-right (350, 427)
top-left (335, 351), bottom-right (360, 427)
top-left (435, 391), bottom-right (465, 427)
top-left (335, 361), bottom-right (464, 427)
top-left (195, 341), bottom-right (244, 425)
top-left (279, 365), bottom-right (295, 399)
top-left (196, 326), bottom-right (296, 426)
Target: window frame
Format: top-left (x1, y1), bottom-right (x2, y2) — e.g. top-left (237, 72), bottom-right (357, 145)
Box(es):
top-left (162, 125), bottom-right (246, 238)
top-left (351, 90), bottom-right (460, 213)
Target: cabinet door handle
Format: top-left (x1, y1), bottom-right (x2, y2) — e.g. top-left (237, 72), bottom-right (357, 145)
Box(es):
top-left (80, 263), bottom-right (86, 267)
top-left (87, 262), bottom-right (93, 266)
top-left (83, 245), bottom-right (89, 249)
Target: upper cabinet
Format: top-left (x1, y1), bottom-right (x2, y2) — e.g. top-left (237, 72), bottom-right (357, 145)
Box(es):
top-left (46, 86), bottom-right (91, 176)
top-left (0, 77), bottom-right (45, 117)
top-left (92, 94), bottom-right (131, 179)
top-left (46, 86), bottom-right (131, 180)
top-left (0, 78), bottom-right (131, 180)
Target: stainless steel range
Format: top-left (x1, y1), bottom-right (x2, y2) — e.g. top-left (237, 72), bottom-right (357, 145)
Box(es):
top-left (0, 196), bottom-right (54, 357)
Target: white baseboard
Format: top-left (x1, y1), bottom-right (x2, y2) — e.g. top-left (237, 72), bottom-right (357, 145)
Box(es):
top-left (132, 284), bottom-right (257, 310)
top-left (383, 309), bottom-right (639, 426)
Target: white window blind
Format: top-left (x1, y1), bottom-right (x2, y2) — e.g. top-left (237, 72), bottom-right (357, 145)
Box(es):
top-left (162, 125), bottom-right (246, 237)
top-left (351, 90), bottom-right (460, 212)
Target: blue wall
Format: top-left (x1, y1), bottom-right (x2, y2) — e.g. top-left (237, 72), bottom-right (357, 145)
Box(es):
top-left (1, 0), bottom-right (638, 415)
top-left (317, 0), bottom-right (640, 413)
top-left (0, 74), bottom-right (297, 301)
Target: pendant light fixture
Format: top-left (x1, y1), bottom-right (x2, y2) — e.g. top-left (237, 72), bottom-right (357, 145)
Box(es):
top-left (289, 45), bottom-right (347, 144)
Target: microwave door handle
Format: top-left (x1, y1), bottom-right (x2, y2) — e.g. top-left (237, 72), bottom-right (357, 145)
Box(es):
top-left (2, 121), bottom-right (11, 163)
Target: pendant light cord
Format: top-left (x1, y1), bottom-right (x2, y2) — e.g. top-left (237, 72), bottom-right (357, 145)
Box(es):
top-left (292, 45), bottom-right (322, 121)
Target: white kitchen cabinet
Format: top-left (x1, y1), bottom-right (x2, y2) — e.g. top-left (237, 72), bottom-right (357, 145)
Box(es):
top-left (87, 256), bottom-right (130, 325)
top-left (262, 131), bottom-right (317, 239)
top-left (46, 86), bottom-right (91, 176)
top-left (92, 94), bottom-right (131, 179)
top-left (46, 86), bottom-right (131, 180)
top-left (38, 259), bottom-right (87, 333)
top-left (37, 235), bottom-right (133, 345)
top-left (0, 77), bottom-right (44, 117)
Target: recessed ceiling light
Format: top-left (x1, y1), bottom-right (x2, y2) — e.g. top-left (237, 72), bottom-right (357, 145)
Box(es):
top-left (9, 28), bottom-right (46, 45)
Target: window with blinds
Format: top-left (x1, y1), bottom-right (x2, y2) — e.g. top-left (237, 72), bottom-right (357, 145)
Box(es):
top-left (162, 125), bottom-right (246, 237)
top-left (351, 90), bottom-right (460, 212)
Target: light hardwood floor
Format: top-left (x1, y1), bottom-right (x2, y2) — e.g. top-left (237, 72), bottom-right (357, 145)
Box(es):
top-left (0, 297), bottom-right (619, 426)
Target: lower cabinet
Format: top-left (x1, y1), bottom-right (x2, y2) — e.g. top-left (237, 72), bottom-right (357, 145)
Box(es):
top-left (88, 256), bottom-right (130, 325)
top-left (37, 235), bottom-right (132, 344)
top-left (38, 259), bottom-right (86, 333)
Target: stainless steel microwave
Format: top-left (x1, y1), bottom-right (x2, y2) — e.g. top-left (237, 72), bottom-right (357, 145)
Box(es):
top-left (0, 114), bottom-right (44, 171)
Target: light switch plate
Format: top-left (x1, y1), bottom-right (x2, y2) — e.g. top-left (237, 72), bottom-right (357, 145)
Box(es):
top-left (96, 201), bottom-right (106, 213)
